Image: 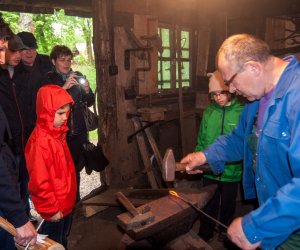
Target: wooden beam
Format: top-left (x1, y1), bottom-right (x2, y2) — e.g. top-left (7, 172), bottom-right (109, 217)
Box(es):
top-left (0, 0), bottom-right (92, 16)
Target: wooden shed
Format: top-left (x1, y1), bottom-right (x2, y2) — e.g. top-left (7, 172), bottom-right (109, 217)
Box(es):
top-left (1, 1), bottom-right (300, 248)
top-left (2, 0), bottom-right (297, 188)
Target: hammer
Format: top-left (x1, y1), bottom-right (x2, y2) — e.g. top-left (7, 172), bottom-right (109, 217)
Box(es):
top-left (0, 216), bottom-right (64, 250)
top-left (115, 191), bottom-right (155, 230)
top-left (162, 148), bottom-right (211, 182)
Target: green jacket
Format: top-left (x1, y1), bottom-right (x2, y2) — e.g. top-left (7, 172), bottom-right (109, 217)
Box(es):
top-left (195, 98), bottom-right (244, 182)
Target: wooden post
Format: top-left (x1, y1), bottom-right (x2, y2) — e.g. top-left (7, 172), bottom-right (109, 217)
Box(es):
top-left (92, 0), bottom-right (115, 186)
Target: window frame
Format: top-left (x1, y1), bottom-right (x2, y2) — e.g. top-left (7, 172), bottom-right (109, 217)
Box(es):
top-left (158, 23), bottom-right (193, 92)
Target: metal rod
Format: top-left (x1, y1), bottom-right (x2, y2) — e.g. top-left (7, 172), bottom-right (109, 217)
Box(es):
top-left (24, 218), bottom-right (45, 250)
top-left (169, 191), bottom-right (228, 230)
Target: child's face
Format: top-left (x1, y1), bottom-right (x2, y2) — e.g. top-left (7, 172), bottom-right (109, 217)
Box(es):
top-left (54, 104), bottom-right (71, 128)
top-left (211, 91), bottom-right (231, 107)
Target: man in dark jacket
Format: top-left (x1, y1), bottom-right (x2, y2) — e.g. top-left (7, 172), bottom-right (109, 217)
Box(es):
top-left (0, 15), bottom-right (37, 249)
top-left (17, 31), bottom-right (52, 136)
top-left (0, 105), bottom-right (37, 249)
top-left (0, 35), bottom-right (35, 222)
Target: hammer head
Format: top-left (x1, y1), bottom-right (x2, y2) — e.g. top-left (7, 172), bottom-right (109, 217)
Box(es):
top-left (127, 211), bottom-right (155, 230)
top-left (162, 148), bottom-right (176, 182)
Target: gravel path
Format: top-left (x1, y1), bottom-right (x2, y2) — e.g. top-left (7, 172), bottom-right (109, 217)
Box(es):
top-left (79, 169), bottom-right (101, 198)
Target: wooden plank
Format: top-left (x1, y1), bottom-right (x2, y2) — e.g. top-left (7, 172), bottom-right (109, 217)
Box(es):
top-left (84, 205), bottom-right (109, 218)
top-left (119, 230), bottom-right (212, 249)
top-left (133, 14), bottom-right (158, 95)
top-left (131, 117), bottom-right (160, 188)
top-left (165, 230), bottom-right (213, 250)
top-left (177, 30), bottom-right (187, 156)
top-left (144, 125), bottom-right (163, 171)
top-left (82, 188), bottom-right (169, 207)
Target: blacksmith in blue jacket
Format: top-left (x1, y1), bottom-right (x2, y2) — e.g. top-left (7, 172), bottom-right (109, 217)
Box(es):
top-left (181, 34), bottom-right (300, 250)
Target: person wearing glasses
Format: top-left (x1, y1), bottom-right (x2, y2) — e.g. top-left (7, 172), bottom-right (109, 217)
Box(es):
top-left (181, 33), bottom-right (300, 250)
top-left (196, 70), bottom-right (244, 243)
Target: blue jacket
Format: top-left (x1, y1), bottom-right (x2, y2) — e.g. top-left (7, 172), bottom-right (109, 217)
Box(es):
top-left (204, 56), bottom-right (300, 249)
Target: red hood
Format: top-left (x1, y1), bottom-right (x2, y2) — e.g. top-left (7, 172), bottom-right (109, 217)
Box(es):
top-left (36, 84), bottom-right (74, 133)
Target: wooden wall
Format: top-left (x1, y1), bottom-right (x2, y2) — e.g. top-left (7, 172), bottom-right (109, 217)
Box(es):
top-left (91, 0), bottom-right (299, 188)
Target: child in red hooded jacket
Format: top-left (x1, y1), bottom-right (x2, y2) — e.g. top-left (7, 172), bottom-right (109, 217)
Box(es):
top-left (25, 84), bottom-right (76, 247)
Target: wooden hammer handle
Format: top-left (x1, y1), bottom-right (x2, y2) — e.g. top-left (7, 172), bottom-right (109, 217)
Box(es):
top-left (0, 216), bottom-right (17, 236)
top-left (175, 162), bottom-right (211, 172)
top-left (0, 216), bottom-right (65, 250)
top-left (115, 192), bottom-right (139, 217)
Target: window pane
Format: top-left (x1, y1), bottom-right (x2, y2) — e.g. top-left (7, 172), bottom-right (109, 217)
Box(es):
top-left (162, 61), bottom-right (171, 81)
top-left (158, 61), bottom-right (161, 81)
top-left (162, 82), bottom-right (171, 89)
top-left (181, 61), bottom-right (190, 80)
top-left (162, 48), bottom-right (171, 58)
top-left (181, 31), bottom-right (189, 49)
top-left (175, 62), bottom-right (190, 88)
top-left (176, 81), bottom-right (190, 88)
top-left (158, 60), bottom-right (171, 89)
top-left (182, 81), bottom-right (190, 87)
top-left (160, 28), bottom-right (170, 47)
top-left (182, 49), bottom-right (189, 58)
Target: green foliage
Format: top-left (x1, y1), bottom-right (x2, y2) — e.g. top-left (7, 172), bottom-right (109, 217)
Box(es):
top-left (1, 10), bottom-right (93, 58)
top-left (1, 12), bottom-right (20, 32)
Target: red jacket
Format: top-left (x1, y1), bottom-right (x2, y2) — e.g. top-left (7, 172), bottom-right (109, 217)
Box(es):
top-left (25, 85), bottom-right (76, 220)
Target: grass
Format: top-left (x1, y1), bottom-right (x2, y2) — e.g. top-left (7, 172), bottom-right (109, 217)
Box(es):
top-left (72, 64), bottom-right (98, 140)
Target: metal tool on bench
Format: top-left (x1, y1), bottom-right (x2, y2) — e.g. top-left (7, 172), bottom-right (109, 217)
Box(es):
top-left (162, 148), bottom-right (211, 182)
top-left (116, 185), bottom-right (217, 245)
top-left (115, 191), bottom-right (155, 230)
top-left (169, 190), bottom-right (228, 230)
top-left (0, 216), bottom-right (64, 250)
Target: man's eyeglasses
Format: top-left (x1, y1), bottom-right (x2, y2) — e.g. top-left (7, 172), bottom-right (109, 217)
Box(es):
top-left (224, 72), bottom-right (239, 86)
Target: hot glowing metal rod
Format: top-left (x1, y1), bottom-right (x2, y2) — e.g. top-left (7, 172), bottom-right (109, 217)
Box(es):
top-left (169, 190), bottom-right (228, 230)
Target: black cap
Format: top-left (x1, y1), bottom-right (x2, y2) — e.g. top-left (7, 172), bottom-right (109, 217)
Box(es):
top-left (17, 31), bottom-right (38, 49)
top-left (8, 35), bottom-right (29, 51)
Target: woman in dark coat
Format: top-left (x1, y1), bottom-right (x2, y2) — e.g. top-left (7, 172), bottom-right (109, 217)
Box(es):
top-left (42, 45), bottom-right (95, 201)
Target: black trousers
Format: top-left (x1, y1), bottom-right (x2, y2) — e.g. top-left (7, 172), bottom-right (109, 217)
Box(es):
top-left (198, 178), bottom-right (239, 240)
top-left (67, 132), bottom-right (87, 201)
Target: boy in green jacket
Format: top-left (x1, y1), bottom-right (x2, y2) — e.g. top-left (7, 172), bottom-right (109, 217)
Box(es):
top-left (196, 70), bottom-right (244, 242)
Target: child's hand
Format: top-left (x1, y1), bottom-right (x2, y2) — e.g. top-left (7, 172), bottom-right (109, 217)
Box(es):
top-left (50, 211), bottom-right (63, 222)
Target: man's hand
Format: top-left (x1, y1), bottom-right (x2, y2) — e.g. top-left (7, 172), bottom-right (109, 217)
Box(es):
top-left (14, 221), bottom-right (37, 247)
top-left (180, 151), bottom-right (207, 174)
top-left (227, 217), bottom-right (261, 250)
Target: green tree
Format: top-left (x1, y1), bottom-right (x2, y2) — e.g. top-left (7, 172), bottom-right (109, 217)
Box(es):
top-left (1, 10), bottom-right (94, 60)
